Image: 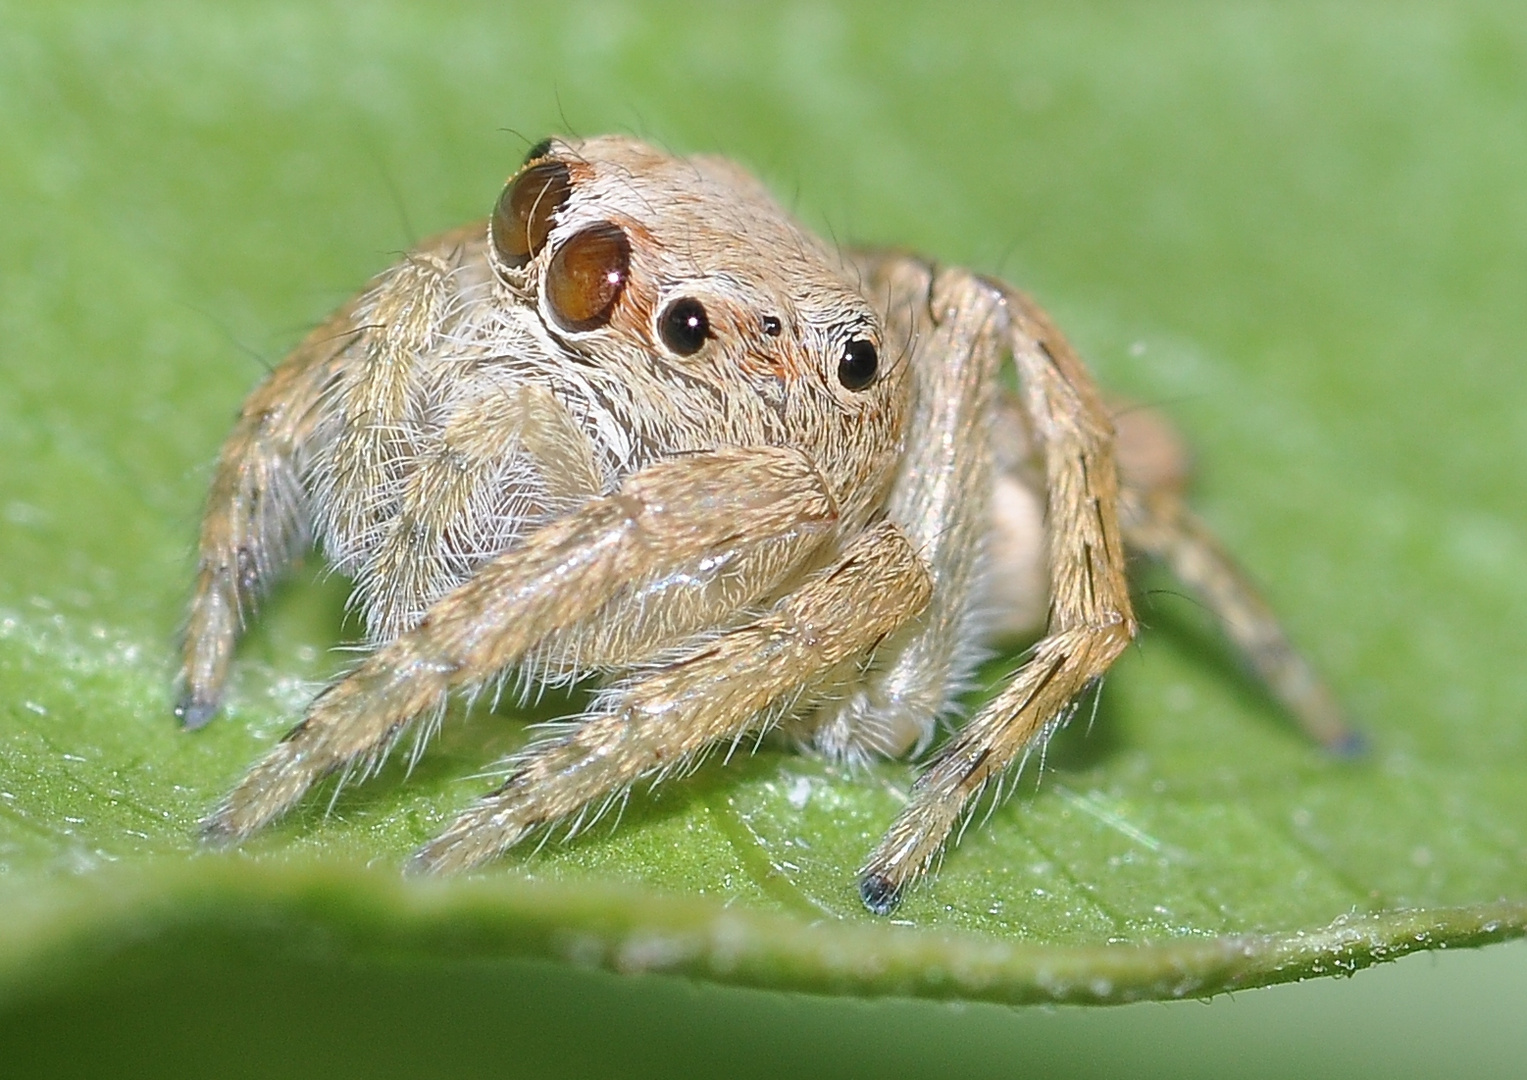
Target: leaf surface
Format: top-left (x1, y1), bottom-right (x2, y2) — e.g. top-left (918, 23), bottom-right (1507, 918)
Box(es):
top-left (2, 0), bottom-right (1525, 1011)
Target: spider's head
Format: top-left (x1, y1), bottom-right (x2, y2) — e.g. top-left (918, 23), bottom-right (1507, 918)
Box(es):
top-left (487, 135), bottom-right (909, 506)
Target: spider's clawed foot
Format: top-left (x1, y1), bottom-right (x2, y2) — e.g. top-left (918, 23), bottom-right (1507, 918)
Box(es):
top-left (857, 872), bottom-right (904, 917)
top-left (174, 694), bottom-right (219, 732)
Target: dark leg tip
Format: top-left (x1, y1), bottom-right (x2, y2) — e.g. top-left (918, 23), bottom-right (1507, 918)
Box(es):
top-left (175, 696), bottom-right (219, 731)
top-left (197, 811), bottom-right (239, 850)
top-left (858, 873), bottom-right (903, 916)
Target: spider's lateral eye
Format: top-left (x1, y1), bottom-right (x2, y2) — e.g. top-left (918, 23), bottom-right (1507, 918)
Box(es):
top-left (492, 160), bottom-right (572, 269)
top-left (546, 222), bottom-right (631, 332)
top-left (761, 315), bottom-right (783, 337)
top-left (838, 338), bottom-right (879, 391)
top-left (658, 297), bottom-right (711, 356)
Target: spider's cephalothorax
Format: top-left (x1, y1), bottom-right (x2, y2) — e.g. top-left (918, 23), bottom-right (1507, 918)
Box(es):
top-left (179, 136), bottom-right (1352, 914)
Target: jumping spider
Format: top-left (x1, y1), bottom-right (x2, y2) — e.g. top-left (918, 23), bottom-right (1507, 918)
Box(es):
top-left (180, 135), bottom-right (1353, 914)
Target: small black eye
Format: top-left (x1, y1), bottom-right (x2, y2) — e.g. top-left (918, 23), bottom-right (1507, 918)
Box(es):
top-left (659, 297), bottom-right (711, 356)
top-left (838, 338), bottom-right (878, 390)
top-left (761, 315), bottom-right (782, 337)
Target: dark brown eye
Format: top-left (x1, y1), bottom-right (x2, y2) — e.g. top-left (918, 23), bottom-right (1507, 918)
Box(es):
top-left (658, 297), bottom-right (710, 355)
top-left (838, 338), bottom-right (878, 390)
top-left (546, 222), bottom-right (631, 332)
top-left (491, 160), bottom-right (572, 269)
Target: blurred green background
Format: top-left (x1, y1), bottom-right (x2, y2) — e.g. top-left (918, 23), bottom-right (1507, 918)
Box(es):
top-left (2, 1), bottom-right (1526, 1075)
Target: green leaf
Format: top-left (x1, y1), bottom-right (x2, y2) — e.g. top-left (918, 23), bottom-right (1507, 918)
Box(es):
top-left (2, 0), bottom-right (1525, 1024)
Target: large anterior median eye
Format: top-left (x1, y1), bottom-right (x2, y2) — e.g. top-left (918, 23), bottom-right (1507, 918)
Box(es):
top-left (491, 160), bottom-right (572, 268)
top-left (545, 222), bottom-right (631, 332)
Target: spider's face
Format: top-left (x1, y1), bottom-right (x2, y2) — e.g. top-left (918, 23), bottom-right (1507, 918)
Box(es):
top-left (485, 136), bottom-right (909, 510)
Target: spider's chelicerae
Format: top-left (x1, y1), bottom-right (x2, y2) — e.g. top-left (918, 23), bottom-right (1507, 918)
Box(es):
top-left (181, 135), bottom-right (1353, 914)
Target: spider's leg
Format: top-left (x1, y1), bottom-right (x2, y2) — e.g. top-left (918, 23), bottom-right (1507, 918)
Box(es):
top-left (200, 446), bottom-right (838, 844)
top-left (859, 285), bottom-right (1138, 915)
top-left (807, 256), bottom-right (1005, 762)
top-left (177, 230), bottom-right (478, 729)
top-left (409, 519), bottom-right (932, 874)
top-left (987, 394), bottom-right (1361, 752)
top-left (176, 306), bottom-right (352, 728)
top-left (1119, 483), bottom-right (1360, 754)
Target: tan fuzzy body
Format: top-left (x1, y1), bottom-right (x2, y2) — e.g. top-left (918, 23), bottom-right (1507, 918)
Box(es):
top-left (180, 136), bottom-right (1351, 914)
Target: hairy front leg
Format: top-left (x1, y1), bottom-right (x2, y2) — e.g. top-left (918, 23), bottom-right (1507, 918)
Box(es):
top-left (201, 446), bottom-right (838, 844)
top-left (410, 519), bottom-right (933, 874)
top-left (859, 286), bottom-right (1137, 914)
